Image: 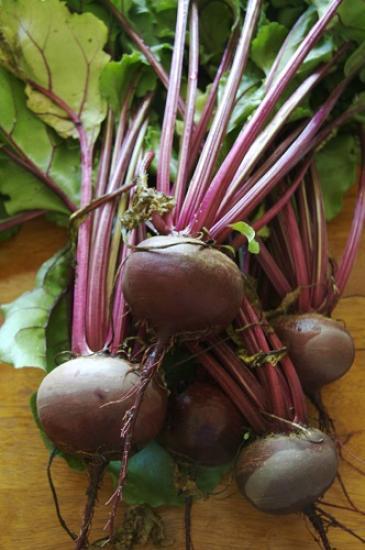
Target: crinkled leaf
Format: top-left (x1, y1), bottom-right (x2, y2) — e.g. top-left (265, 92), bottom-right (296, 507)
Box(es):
top-left (30, 392), bottom-right (85, 471)
top-left (251, 22), bottom-right (288, 76)
top-left (229, 221), bottom-right (260, 254)
top-left (0, 0), bottom-right (110, 141)
top-left (315, 133), bottom-right (361, 220)
top-left (100, 52), bottom-right (156, 113)
top-left (0, 248), bottom-right (72, 369)
top-left (109, 441), bottom-right (184, 507)
top-left (121, 0), bottom-right (177, 50)
top-left (0, 69), bottom-right (80, 215)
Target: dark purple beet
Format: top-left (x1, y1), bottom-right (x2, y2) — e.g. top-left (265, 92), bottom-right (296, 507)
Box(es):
top-left (122, 235), bottom-right (244, 337)
top-left (273, 313), bottom-right (355, 392)
top-left (163, 381), bottom-right (245, 466)
top-left (36, 355), bottom-right (168, 459)
top-left (235, 428), bottom-right (337, 515)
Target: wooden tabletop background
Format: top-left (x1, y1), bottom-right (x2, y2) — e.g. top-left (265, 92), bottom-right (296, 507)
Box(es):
top-left (1, 191), bottom-right (365, 550)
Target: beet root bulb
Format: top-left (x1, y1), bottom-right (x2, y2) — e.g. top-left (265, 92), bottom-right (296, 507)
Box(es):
top-left (163, 381), bottom-right (245, 466)
top-left (235, 428), bottom-right (338, 515)
top-left (273, 313), bottom-right (355, 392)
top-left (122, 235), bottom-right (244, 337)
top-left (36, 355), bottom-right (168, 459)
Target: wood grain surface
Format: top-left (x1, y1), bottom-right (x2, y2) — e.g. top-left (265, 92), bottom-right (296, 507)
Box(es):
top-left (0, 192), bottom-right (364, 550)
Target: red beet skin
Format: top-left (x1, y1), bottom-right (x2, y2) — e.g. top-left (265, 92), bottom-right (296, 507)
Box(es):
top-left (273, 313), bottom-right (355, 392)
top-left (163, 381), bottom-right (245, 466)
top-left (37, 355), bottom-right (168, 459)
top-left (122, 235), bottom-right (244, 337)
top-left (235, 429), bottom-right (338, 514)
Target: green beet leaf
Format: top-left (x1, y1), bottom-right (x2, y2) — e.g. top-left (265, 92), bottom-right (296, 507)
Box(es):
top-left (109, 441), bottom-right (184, 507)
top-left (251, 22), bottom-right (288, 76)
top-left (109, 441), bottom-right (232, 507)
top-left (218, 64), bottom-right (264, 134)
top-left (229, 221), bottom-right (260, 254)
top-left (0, 0), bottom-right (110, 142)
top-left (0, 68), bottom-right (80, 215)
top-left (0, 248), bottom-right (72, 370)
top-left (315, 133), bottom-right (361, 220)
top-left (100, 52), bottom-right (156, 113)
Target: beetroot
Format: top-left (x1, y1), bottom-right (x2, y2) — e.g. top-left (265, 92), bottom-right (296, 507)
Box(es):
top-left (122, 235), bottom-right (244, 338)
top-left (235, 428), bottom-right (337, 515)
top-left (163, 381), bottom-right (245, 466)
top-left (37, 355), bottom-right (168, 459)
top-left (273, 313), bottom-right (355, 392)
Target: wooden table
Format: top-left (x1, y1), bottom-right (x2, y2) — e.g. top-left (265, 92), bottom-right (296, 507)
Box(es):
top-left (1, 193), bottom-right (365, 550)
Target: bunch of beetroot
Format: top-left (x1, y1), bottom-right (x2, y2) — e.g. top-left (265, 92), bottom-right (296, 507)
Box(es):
top-left (1, 0), bottom-right (365, 548)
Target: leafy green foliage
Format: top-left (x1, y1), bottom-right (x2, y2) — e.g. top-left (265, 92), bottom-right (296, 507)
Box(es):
top-left (0, 69), bottom-right (80, 215)
top-left (218, 65), bottom-right (264, 134)
top-left (265, 7), bottom-right (334, 86)
top-left (199, 0), bottom-right (241, 63)
top-left (251, 22), bottom-right (288, 75)
top-left (229, 221), bottom-right (260, 253)
top-left (109, 441), bottom-right (232, 507)
top-left (0, 0), bottom-right (110, 141)
top-left (100, 52), bottom-right (156, 113)
top-left (110, 442), bottom-right (184, 507)
top-left (315, 133), bottom-right (361, 220)
top-left (0, 249), bottom-right (72, 370)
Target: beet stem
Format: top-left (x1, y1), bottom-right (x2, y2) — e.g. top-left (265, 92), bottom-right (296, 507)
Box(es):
top-left (100, 0), bottom-right (186, 117)
top-left (197, 0), bottom-right (344, 231)
top-left (75, 460), bottom-right (107, 550)
top-left (190, 342), bottom-right (268, 433)
top-left (254, 239), bottom-right (292, 298)
top-left (251, 159), bottom-right (312, 237)
top-left (86, 98), bottom-right (151, 350)
top-left (157, 0), bottom-right (190, 196)
top-left (178, 0), bottom-right (261, 228)
top-left (214, 47), bottom-right (348, 222)
top-left (281, 200), bottom-right (311, 311)
top-left (105, 342), bottom-right (166, 539)
top-left (26, 82), bottom-right (97, 356)
top-left (173, 2), bottom-right (199, 217)
top-left (187, 31), bottom-right (237, 175)
top-left (47, 448), bottom-right (77, 542)
top-left (242, 298), bottom-right (288, 420)
top-left (215, 124), bottom-right (305, 226)
top-left (330, 126), bottom-right (365, 307)
top-left (210, 73), bottom-right (352, 239)
top-left (310, 165), bottom-right (330, 311)
top-left (0, 209), bottom-right (44, 231)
